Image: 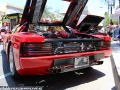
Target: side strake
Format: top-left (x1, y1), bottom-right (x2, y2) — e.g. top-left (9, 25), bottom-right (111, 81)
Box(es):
top-left (63, 0), bottom-right (88, 28)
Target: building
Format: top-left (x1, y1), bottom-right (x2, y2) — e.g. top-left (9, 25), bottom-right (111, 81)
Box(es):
top-left (6, 3), bottom-right (23, 14)
top-left (115, 6), bottom-right (120, 24)
top-left (0, 2), bottom-right (23, 27)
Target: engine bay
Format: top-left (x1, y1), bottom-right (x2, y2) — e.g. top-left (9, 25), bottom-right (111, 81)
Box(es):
top-left (34, 25), bottom-right (100, 39)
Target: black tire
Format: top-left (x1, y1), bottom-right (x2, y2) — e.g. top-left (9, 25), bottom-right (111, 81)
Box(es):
top-left (9, 45), bottom-right (20, 79)
top-left (2, 42), bottom-right (5, 52)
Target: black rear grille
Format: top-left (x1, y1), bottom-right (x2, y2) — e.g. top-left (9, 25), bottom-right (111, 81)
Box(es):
top-left (51, 41), bottom-right (101, 54)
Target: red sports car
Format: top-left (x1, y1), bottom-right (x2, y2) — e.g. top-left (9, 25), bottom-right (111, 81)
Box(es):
top-left (3, 0), bottom-right (112, 78)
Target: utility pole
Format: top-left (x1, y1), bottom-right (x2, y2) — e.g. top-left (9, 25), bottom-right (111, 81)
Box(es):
top-left (109, 4), bottom-right (114, 22)
top-left (108, 0), bottom-right (115, 23)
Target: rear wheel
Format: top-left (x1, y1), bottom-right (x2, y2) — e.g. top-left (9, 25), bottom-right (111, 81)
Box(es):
top-left (2, 41), bottom-right (5, 53)
top-left (3, 43), bottom-right (5, 52)
top-left (9, 45), bottom-right (20, 79)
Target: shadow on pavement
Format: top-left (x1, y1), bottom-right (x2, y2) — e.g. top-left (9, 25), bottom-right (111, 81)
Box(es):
top-left (1, 50), bottom-right (10, 74)
top-left (1, 49), bottom-right (105, 90)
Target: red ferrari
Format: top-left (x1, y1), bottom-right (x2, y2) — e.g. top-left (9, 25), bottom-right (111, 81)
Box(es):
top-left (2, 0), bottom-right (112, 78)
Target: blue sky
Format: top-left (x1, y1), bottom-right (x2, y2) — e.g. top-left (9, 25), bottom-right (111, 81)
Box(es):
top-left (0, 0), bottom-right (118, 17)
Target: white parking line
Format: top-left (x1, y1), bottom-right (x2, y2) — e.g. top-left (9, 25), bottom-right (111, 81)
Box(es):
top-left (0, 72), bottom-right (10, 80)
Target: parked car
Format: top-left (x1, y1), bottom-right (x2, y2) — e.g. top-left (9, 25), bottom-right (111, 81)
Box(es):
top-left (2, 0), bottom-right (112, 78)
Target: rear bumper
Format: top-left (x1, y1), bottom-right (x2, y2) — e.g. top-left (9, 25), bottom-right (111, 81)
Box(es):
top-left (17, 49), bottom-right (112, 75)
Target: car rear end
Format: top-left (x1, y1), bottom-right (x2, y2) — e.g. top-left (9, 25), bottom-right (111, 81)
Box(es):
top-left (18, 38), bottom-right (112, 75)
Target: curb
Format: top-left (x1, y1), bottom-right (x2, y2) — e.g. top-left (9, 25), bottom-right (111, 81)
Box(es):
top-left (111, 54), bottom-right (120, 90)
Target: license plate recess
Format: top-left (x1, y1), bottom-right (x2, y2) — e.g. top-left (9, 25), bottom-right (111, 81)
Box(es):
top-left (74, 57), bottom-right (89, 68)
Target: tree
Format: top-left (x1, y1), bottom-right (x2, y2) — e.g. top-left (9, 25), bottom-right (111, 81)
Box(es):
top-left (42, 6), bottom-right (56, 20)
top-left (41, 6), bottom-right (62, 22)
top-left (103, 12), bottom-right (110, 29)
top-left (103, 11), bottom-right (118, 31)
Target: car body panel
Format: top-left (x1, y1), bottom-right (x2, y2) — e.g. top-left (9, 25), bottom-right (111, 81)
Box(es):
top-left (18, 49), bottom-right (112, 75)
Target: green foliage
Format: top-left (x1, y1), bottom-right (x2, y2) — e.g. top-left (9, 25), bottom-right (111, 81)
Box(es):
top-left (103, 12), bottom-right (118, 29)
top-left (42, 6), bottom-right (63, 21)
top-left (42, 6), bottom-right (56, 20)
top-left (112, 18), bottom-right (118, 24)
top-left (103, 12), bottom-right (110, 28)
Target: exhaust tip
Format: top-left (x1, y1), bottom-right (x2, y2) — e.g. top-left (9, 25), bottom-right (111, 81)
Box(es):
top-left (95, 61), bottom-right (104, 65)
top-left (57, 68), bottom-right (62, 73)
top-left (49, 66), bottom-right (62, 74)
top-left (52, 69), bottom-right (57, 74)
top-left (100, 61), bottom-right (103, 64)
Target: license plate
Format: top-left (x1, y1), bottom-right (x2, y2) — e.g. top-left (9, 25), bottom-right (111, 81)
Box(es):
top-left (74, 57), bottom-right (89, 68)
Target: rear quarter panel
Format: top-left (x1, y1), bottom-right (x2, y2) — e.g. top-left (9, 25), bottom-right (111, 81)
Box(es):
top-left (4, 32), bottom-right (45, 71)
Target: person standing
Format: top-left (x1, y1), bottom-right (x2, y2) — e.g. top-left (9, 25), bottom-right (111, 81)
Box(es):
top-left (106, 22), bottom-right (114, 40)
top-left (115, 24), bottom-right (120, 45)
top-left (0, 22), bottom-right (8, 33)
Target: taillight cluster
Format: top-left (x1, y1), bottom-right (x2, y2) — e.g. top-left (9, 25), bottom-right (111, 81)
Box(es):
top-left (20, 43), bottom-right (52, 56)
top-left (100, 40), bottom-right (111, 49)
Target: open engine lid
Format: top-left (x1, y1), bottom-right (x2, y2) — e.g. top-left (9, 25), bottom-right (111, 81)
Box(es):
top-left (76, 15), bottom-right (104, 32)
top-left (95, 25), bottom-right (103, 30)
top-left (20, 0), bottom-right (88, 27)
